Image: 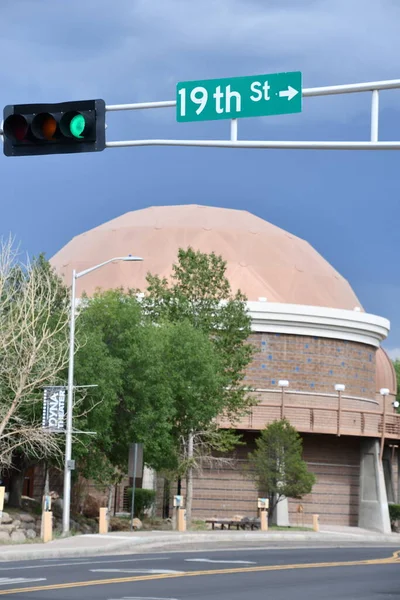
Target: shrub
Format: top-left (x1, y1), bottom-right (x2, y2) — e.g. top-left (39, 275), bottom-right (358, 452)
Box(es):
top-left (126, 488), bottom-right (156, 519)
top-left (389, 503), bottom-right (400, 525)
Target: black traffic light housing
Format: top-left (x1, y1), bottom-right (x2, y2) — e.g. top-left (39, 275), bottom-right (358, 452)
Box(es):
top-left (2, 99), bottom-right (106, 157)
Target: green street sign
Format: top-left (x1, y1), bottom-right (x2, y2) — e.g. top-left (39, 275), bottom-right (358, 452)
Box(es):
top-left (176, 71), bottom-right (302, 123)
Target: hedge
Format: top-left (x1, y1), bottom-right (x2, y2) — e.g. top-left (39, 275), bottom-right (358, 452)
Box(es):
top-left (126, 488), bottom-right (156, 519)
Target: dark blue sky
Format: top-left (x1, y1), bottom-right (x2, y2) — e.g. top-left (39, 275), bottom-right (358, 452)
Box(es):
top-left (1, 0), bottom-right (399, 356)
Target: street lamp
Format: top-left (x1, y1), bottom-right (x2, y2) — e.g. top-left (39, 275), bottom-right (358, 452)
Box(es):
top-left (62, 255), bottom-right (143, 534)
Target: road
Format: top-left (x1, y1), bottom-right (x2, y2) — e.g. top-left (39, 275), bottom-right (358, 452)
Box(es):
top-left (0, 546), bottom-right (398, 600)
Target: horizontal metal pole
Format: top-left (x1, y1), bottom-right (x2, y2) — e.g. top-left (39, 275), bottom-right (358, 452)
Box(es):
top-left (106, 100), bottom-right (176, 112)
top-left (106, 139), bottom-right (400, 150)
top-left (105, 78), bottom-right (400, 112)
top-left (303, 78), bottom-right (400, 97)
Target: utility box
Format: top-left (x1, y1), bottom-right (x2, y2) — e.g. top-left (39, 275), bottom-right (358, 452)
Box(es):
top-left (173, 495), bottom-right (184, 508)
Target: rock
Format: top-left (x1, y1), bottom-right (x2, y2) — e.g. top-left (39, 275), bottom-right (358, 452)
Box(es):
top-left (11, 530), bottom-right (26, 543)
top-left (26, 529), bottom-right (36, 540)
top-left (0, 512), bottom-right (12, 524)
top-left (0, 524), bottom-right (14, 533)
top-left (0, 531), bottom-right (10, 542)
top-left (19, 513), bottom-right (35, 523)
top-left (11, 520), bottom-right (21, 530)
top-left (82, 495), bottom-right (100, 519)
top-left (131, 518), bottom-right (143, 530)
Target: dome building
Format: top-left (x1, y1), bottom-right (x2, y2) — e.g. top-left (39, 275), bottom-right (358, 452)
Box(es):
top-left (51, 205), bottom-right (398, 532)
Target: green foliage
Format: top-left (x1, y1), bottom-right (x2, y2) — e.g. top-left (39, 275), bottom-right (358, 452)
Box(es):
top-left (389, 503), bottom-right (400, 523)
top-left (126, 488), bottom-right (156, 519)
top-left (143, 247), bottom-right (254, 421)
top-left (248, 419), bottom-right (316, 517)
top-left (73, 248), bottom-right (254, 491)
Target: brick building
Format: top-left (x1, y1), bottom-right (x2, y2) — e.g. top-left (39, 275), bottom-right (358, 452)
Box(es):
top-left (50, 204), bottom-right (399, 532)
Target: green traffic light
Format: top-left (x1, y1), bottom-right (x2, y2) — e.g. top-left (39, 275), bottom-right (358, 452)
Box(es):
top-left (69, 114), bottom-right (86, 138)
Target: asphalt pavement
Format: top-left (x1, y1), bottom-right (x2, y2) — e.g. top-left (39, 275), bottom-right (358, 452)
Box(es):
top-left (0, 546), bottom-right (398, 599)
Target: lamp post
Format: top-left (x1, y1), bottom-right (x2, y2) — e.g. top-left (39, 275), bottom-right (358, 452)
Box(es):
top-left (62, 255), bottom-right (143, 534)
top-left (278, 380), bottom-right (289, 419)
top-left (334, 384), bottom-right (345, 437)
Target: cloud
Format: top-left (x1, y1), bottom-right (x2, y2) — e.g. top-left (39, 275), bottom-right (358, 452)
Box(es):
top-left (1, 0), bottom-right (400, 127)
top-left (387, 348), bottom-right (400, 360)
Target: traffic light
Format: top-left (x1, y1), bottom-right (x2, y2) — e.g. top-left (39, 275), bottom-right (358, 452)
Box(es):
top-left (2, 99), bottom-right (106, 157)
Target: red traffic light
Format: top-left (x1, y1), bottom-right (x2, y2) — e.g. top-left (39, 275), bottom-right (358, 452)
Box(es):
top-left (3, 114), bottom-right (29, 142)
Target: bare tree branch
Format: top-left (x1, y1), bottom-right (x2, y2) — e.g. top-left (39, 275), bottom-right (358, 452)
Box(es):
top-left (0, 240), bottom-right (70, 469)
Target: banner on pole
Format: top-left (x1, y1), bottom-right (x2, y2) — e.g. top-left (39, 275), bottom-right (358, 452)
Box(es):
top-left (42, 386), bottom-right (66, 431)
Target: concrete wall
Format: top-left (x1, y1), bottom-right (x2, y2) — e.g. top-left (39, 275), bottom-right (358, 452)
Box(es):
top-left (359, 439), bottom-right (391, 533)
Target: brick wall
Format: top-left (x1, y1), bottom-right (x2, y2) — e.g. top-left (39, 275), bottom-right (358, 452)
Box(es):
top-left (246, 333), bottom-right (376, 399)
top-left (158, 433), bottom-right (362, 527)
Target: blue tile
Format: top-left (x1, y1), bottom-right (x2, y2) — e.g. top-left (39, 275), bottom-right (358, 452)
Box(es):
top-left (310, 383), bottom-right (315, 388)
top-left (305, 343), bottom-right (309, 348)
top-left (261, 341), bottom-right (266, 346)
top-left (271, 379), bottom-right (276, 385)
top-left (261, 364), bottom-right (266, 369)
top-left (341, 361), bottom-right (345, 366)
top-left (307, 358), bottom-right (312, 363)
top-left (268, 355), bottom-right (273, 360)
top-left (329, 370), bottom-right (333, 375)
top-left (295, 366), bottom-right (300, 372)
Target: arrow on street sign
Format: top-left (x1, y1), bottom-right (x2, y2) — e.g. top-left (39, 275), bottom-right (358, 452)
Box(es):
top-left (177, 71), bottom-right (302, 122)
top-left (279, 86), bottom-right (299, 101)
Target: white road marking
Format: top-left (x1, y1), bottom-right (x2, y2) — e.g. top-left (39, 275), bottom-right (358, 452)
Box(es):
top-left (185, 558), bottom-right (256, 564)
top-left (91, 569), bottom-right (183, 575)
top-left (0, 558), bottom-right (170, 571)
top-left (108, 597), bottom-right (180, 600)
top-left (0, 578), bottom-right (46, 586)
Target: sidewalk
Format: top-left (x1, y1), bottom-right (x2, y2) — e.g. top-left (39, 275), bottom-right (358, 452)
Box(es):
top-left (0, 526), bottom-right (399, 562)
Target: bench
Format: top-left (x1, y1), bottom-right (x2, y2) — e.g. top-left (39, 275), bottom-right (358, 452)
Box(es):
top-left (205, 517), bottom-right (260, 530)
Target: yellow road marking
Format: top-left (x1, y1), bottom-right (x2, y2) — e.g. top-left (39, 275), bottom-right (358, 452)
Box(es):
top-left (0, 550), bottom-right (398, 596)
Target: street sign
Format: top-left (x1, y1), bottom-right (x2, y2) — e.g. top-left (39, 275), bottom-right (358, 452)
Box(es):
top-left (177, 71), bottom-right (302, 123)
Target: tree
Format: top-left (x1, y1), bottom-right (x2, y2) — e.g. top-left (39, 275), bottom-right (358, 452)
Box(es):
top-left (248, 419), bottom-right (316, 523)
top-left (0, 239), bottom-right (70, 504)
top-left (71, 288), bottom-right (229, 517)
top-left (143, 247), bottom-right (254, 523)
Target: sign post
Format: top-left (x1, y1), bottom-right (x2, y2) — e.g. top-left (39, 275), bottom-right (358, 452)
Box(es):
top-left (177, 71), bottom-right (302, 123)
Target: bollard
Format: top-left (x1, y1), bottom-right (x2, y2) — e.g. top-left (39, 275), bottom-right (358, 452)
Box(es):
top-left (260, 509), bottom-right (268, 531)
top-left (99, 507), bottom-right (108, 534)
top-left (42, 511), bottom-right (53, 543)
top-left (177, 507), bottom-right (186, 532)
top-left (258, 498), bottom-right (269, 532)
top-left (0, 487), bottom-right (5, 523)
top-left (312, 513), bottom-right (319, 532)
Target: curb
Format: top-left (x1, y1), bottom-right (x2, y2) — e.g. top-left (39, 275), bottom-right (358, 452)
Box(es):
top-left (0, 531), bottom-right (399, 562)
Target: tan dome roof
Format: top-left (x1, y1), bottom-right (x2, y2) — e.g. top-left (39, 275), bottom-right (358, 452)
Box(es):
top-left (376, 347), bottom-right (397, 396)
top-left (50, 204), bottom-right (361, 309)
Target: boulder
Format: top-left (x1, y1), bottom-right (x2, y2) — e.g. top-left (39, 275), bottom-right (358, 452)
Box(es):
top-left (0, 512), bottom-right (12, 524)
top-left (11, 520), bottom-right (21, 530)
top-left (19, 513), bottom-right (35, 523)
top-left (26, 529), bottom-right (36, 540)
top-left (11, 530), bottom-right (26, 543)
top-left (0, 523), bottom-right (14, 533)
top-left (82, 495), bottom-right (100, 519)
top-left (0, 531), bottom-right (10, 542)
top-left (131, 518), bottom-right (143, 530)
